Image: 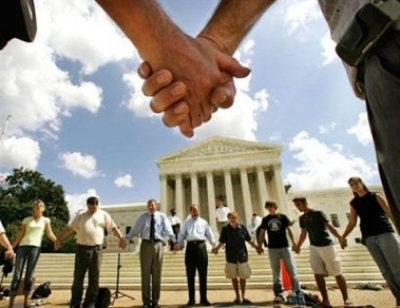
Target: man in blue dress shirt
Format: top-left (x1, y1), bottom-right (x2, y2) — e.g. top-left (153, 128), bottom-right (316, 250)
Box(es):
top-left (176, 204), bottom-right (216, 306)
top-left (126, 199), bottom-right (176, 308)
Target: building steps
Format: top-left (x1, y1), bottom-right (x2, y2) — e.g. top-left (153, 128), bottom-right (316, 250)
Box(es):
top-left (2, 245), bottom-right (384, 290)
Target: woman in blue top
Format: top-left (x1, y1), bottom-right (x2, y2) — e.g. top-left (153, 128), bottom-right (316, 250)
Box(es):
top-left (8, 200), bottom-right (57, 308)
top-left (342, 177), bottom-right (400, 307)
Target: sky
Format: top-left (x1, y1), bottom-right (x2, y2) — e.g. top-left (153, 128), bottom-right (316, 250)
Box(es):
top-left (0, 0), bottom-right (379, 217)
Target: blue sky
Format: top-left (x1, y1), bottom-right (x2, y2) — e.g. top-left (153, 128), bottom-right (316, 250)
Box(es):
top-left (0, 0), bottom-right (378, 216)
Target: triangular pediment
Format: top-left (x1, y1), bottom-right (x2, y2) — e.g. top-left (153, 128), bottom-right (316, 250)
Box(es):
top-left (157, 136), bottom-right (281, 163)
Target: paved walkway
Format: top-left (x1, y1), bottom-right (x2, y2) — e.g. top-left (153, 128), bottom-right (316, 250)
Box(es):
top-left (0, 288), bottom-right (396, 308)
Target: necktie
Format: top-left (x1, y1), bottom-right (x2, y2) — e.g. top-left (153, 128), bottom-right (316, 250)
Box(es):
top-left (150, 214), bottom-right (155, 241)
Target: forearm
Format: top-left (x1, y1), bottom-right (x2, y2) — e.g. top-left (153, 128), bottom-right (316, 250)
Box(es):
top-left (198, 0), bottom-right (276, 54)
top-left (297, 232), bottom-right (307, 248)
top-left (57, 227), bottom-right (74, 242)
top-left (287, 228), bottom-right (295, 245)
top-left (12, 231), bottom-right (24, 248)
top-left (342, 223), bottom-right (355, 239)
top-left (96, 0), bottom-right (188, 66)
top-left (0, 234), bottom-right (13, 250)
top-left (112, 227), bottom-right (123, 240)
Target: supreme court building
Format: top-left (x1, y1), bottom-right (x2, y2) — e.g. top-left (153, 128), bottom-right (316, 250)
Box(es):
top-left (102, 136), bottom-right (381, 250)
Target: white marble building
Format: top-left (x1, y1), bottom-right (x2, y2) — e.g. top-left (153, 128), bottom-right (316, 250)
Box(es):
top-left (102, 136), bottom-right (381, 250)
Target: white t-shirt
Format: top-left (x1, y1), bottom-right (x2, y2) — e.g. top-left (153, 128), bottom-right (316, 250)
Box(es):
top-left (215, 207), bottom-right (230, 222)
top-left (168, 215), bottom-right (181, 226)
top-left (70, 209), bottom-right (116, 246)
top-left (19, 216), bottom-right (50, 247)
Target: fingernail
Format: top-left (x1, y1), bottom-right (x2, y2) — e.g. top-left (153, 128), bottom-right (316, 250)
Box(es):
top-left (213, 94), bottom-right (227, 105)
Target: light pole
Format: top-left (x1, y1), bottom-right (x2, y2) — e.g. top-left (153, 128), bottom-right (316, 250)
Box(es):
top-left (0, 114), bottom-right (11, 146)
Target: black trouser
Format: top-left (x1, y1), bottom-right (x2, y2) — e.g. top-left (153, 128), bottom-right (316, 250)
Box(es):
top-left (185, 241), bottom-right (208, 302)
top-left (169, 224), bottom-right (180, 251)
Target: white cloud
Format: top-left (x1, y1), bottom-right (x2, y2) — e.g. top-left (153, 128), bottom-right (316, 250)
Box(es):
top-left (114, 174), bottom-right (133, 188)
top-left (320, 32), bottom-right (339, 66)
top-left (283, 0), bottom-right (321, 37)
top-left (347, 112), bottom-right (373, 146)
top-left (66, 188), bottom-right (99, 220)
top-left (59, 152), bottom-right (101, 179)
top-left (285, 131), bottom-right (377, 190)
top-left (0, 136), bottom-right (41, 170)
top-left (319, 122), bottom-right (337, 134)
top-left (122, 72), bottom-right (153, 117)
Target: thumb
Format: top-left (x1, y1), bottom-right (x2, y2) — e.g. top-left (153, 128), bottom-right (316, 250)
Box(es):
top-left (218, 54), bottom-right (251, 78)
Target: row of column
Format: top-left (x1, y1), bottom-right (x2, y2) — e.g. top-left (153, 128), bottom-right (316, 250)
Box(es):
top-left (160, 166), bottom-right (287, 228)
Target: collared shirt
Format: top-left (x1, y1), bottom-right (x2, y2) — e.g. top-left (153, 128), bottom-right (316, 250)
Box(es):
top-left (126, 211), bottom-right (175, 242)
top-left (177, 216), bottom-right (216, 247)
top-left (219, 223), bottom-right (251, 263)
top-left (70, 209), bottom-right (116, 246)
top-left (215, 207), bottom-right (230, 222)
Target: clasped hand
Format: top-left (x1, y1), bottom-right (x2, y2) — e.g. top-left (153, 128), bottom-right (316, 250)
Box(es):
top-left (138, 36), bottom-right (250, 137)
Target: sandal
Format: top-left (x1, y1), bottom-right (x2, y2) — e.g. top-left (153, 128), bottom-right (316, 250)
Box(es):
top-left (242, 299), bottom-right (252, 304)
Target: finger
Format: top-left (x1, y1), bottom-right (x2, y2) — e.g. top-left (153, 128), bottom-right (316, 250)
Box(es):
top-left (137, 61), bottom-right (153, 79)
top-left (218, 55), bottom-right (251, 78)
top-left (142, 69), bottom-right (174, 97)
top-left (210, 79), bottom-right (236, 109)
top-left (162, 102), bottom-right (190, 127)
top-left (150, 81), bottom-right (188, 113)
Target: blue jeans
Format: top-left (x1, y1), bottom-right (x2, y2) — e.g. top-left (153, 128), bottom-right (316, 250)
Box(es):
top-left (268, 247), bottom-right (301, 297)
top-left (10, 245), bottom-right (41, 296)
top-left (365, 232), bottom-right (400, 303)
top-left (361, 29), bottom-right (400, 234)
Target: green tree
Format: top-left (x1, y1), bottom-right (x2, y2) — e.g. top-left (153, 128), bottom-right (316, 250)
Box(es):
top-left (0, 167), bottom-right (75, 252)
top-left (0, 167), bottom-right (70, 227)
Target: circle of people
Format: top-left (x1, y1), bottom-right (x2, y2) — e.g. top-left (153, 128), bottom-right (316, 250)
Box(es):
top-left (1, 177), bottom-right (400, 308)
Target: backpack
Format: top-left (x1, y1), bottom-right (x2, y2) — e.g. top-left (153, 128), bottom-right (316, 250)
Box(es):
top-left (31, 281), bottom-right (52, 299)
top-left (96, 287), bottom-right (111, 308)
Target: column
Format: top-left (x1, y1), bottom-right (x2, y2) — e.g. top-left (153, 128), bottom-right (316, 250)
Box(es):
top-left (160, 174), bottom-right (168, 213)
top-left (175, 174), bottom-right (184, 221)
top-left (240, 168), bottom-right (252, 226)
top-left (224, 169), bottom-right (235, 211)
top-left (256, 166), bottom-right (269, 217)
top-left (206, 171), bottom-right (217, 232)
top-left (271, 164), bottom-right (289, 216)
top-left (191, 172), bottom-right (199, 205)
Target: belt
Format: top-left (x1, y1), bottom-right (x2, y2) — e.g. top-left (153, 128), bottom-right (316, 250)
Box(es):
top-left (142, 239), bottom-right (163, 243)
top-left (187, 240), bottom-right (205, 245)
top-left (77, 244), bottom-right (101, 249)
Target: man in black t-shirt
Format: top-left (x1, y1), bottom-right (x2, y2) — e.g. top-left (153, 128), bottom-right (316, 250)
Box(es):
top-left (292, 196), bottom-right (352, 307)
top-left (257, 201), bottom-right (301, 304)
top-left (212, 211), bottom-right (258, 304)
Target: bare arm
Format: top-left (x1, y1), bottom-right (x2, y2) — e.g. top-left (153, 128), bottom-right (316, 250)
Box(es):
top-left (198, 0), bottom-right (276, 54)
top-left (296, 228), bottom-right (307, 251)
top-left (286, 226), bottom-right (296, 246)
top-left (342, 206), bottom-right (358, 239)
top-left (45, 221), bottom-right (57, 243)
top-left (257, 228), bottom-right (267, 248)
top-left (0, 233), bottom-right (14, 258)
top-left (57, 226), bottom-right (75, 243)
top-left (12, 224), bottom-right (26, 248)
top-left (376, 193), bottom-right (400, 233)
top-left (325, 222), bottom-right (344, 243)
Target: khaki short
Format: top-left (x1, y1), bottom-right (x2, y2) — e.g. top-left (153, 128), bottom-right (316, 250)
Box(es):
top-left (309, 245), bottom-right (342, 276)
top-left (225, 262), bottom-right (251, 279)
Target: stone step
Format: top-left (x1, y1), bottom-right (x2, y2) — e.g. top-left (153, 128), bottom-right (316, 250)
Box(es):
top-left (3, 246), bottom-right (384, 290)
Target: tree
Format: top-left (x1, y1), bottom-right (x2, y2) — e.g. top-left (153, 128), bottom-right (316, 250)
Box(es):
top-left (0, 167), bottom-right (70, 228)
top-left (0, 168), bottom-right (73, 251)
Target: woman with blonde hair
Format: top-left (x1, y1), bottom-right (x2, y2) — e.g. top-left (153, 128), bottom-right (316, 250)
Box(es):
top-left (342, 177), bottom-right (400, 307)
top-left (8, 200), bottom-right (57, 308)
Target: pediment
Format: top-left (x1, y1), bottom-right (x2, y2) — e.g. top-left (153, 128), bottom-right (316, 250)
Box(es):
top-left (157, 136), bottom-right (281, 163)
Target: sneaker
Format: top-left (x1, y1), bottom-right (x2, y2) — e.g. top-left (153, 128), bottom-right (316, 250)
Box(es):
top-left (273, 295), bottom-right (285, 304)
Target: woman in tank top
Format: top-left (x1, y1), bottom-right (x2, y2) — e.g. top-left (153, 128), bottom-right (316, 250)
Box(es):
top-left (8, 200), bottom-right (57, 308)
top-left (342, 177), bottom-right (400, 306)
